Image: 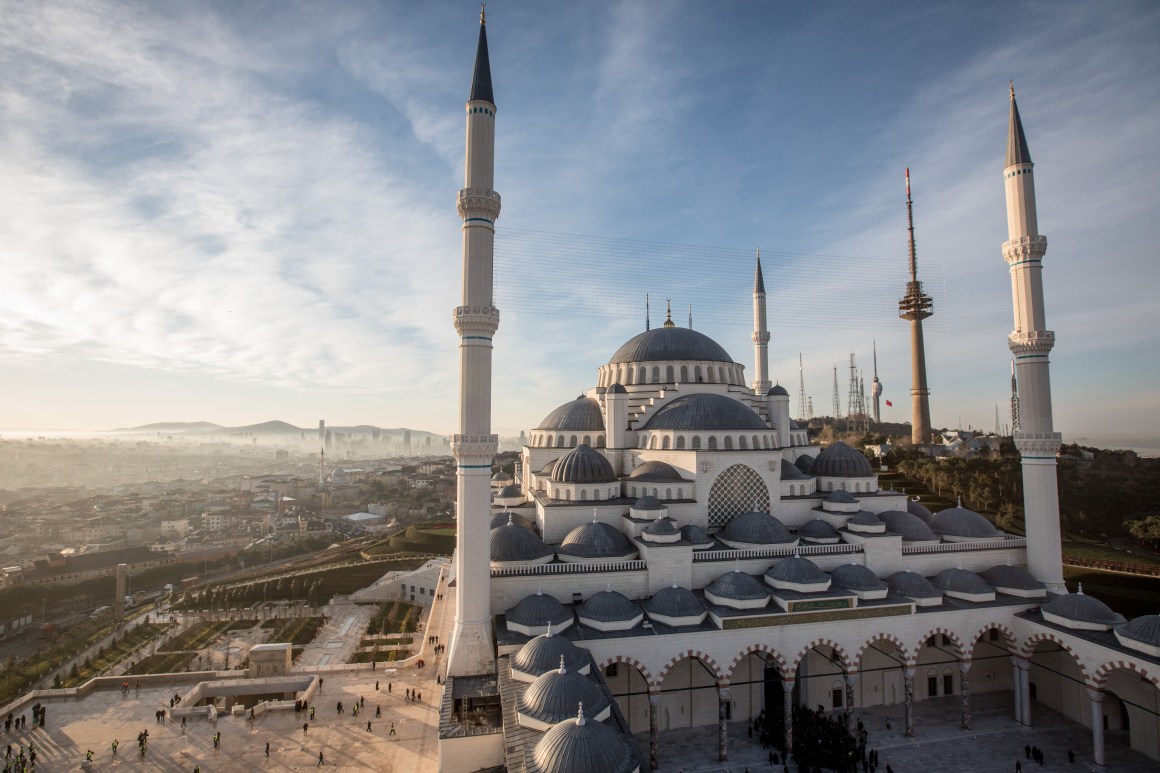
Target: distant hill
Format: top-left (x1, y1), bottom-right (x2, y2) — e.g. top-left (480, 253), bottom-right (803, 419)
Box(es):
top-left (229, 420), bottom-right (303, 434)
top-left (113, 421), bottom-right (224, 432)
top-left (110, 420), bottom-right (443, 440)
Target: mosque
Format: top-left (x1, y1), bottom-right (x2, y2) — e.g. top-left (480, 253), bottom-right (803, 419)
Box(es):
top-left (438, 11), bottom-right (1160, 773)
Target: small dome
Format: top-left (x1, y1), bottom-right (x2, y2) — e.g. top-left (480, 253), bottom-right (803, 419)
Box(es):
top-left (813, 441), bottom-right (873, 478)
top-left (768, 384), bottom-right (790, 396)
top-left (507, 591), bottom-right (572, 629)
top-left (932, 568), bottom-right (994, 595)
top-left (795, 454), bottom-right (816, 474)
top-left (797, 519), bottom-right (839, 541)
top-left (887, 571), bottom-right (942, 599)
top-left (980, 564), bottom-right (1046, 591)
top-left (1118, 615), bottom-right (1160, 647)
top-left (642, 517), bottom-right (680, 536)
top-left (680, 523), bottom-right (715, 548)
top-left (537, 396), bottom-right (606, 432)
top-left (512, 629), bottom-right (590, 678)
top-left (878, 510), bottom-right (937, 541)
top-left (551, 444), bottom-right (616, 484)
top-left (577, 590), bottom-right (642, 625)
top-left (557, 520), bottom-right (636, 560)
top-left (628, 461), bottom-right (686, 481)
top-left (907, 498), bottom-right (934, 523)
top-left (643, 393), bottom-right (768, 431)
top-left (519, 662), bottom-right (610, 727)
top-left (492, 470), bottom-right (513, 483)
top-left (830, 564), bottom-right (888, 592)
top-left (705, 570), bottom-right (771, 604)
top-left (848, 510), bottom-right (884, 527)
top-left (490, 523), bottom-right (554, 563)
top-left (531, 705), bottom-right (638, 773)
top-left (930, 505), bottom-right (1003, 539)
top-left (765, 555), bottom-right (829, 587)
top-left (826, 489), bottom-right (857, 504)
top-left (780, 458), bottom-right (808, 481)
top-left (719, 510), bottom-right (795, 547)
top-left (490, 511), bottom-right (534, 530)
top-left (632, 494), bottom-right (666, 511)
top-left (1041, 586), bottom-right (1126, 627)
top-left (496, 484), bottom-right (521, 498)
top-left (609, 326), bottom-right (734, 365)
top-left (607, 383), bottom-right (628, 394)
top-left (643, 585), bottom-right (705, 620)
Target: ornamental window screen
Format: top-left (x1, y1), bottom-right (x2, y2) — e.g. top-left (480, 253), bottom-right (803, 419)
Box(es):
top-left (707, 464), bottom-right (769, 528)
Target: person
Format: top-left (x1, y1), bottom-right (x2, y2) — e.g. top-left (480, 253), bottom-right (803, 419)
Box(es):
top-left (194, 767), bottom-right (200, 773)
top-left (366, 721), bottom-right (372, 732)
top-left (375, 706), bottom-right (381, 718)
top-left (1025, 745), bottom-right (1032, 760)
top-left (360, 696), bottom-right (365, 708)
top-left (303, 722), bottom-right (309, 736)
top-left (375, 681), bottom-right (379, 691)
top-left (317, 750), bottom-right (324, 767)
top-left (265, 741), bottom-right (270, 758)
top-left (388, 722), bottom-right (396, 736)
top-left (85, 750), bottom-right (94, 762)
top-left (309, 706), bottom-right (315, 720)
top-left (112, 739), bottom-right (119, 755)
top-left (1016, 761), bottom-right (1022, 773)
top-left (181, 716), bottom-right (187, 733)
top-left (388, 683), bottom-right (392, 693)
top-left (1068, 750), bottom-right (1075, 763)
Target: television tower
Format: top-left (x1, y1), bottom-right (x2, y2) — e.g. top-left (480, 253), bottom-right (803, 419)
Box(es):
top-left (870, 340), bottom-right (882, 424)
top-left (447, 7), bottom-right (501, 676)
top-left (898, 168), bottom-right (934, 445)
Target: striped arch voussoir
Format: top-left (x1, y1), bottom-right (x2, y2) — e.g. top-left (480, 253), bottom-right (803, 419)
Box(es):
top-left (597, 655), bottom-right (655, 690)
top-left (1020, 632), bottom-right (1090, 681)
top-left (855, 633), bottom-right (914, 668)
top-left (792, 638), bottom-right (853, 674)
top-left (915, 626), bottom-right (967, 659)
top-left (1092, 660), bottom-right (1160, 690)
top-left (658, 650), bottom-right (726, 685)
top-left (968, 622), bottom-right (1017, 657)
top-left (727, 644), bottom-right (790, 680)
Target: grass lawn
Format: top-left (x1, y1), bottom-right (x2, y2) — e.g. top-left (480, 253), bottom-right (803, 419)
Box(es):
top-left (1062, 540), bottom-right (1160, 568)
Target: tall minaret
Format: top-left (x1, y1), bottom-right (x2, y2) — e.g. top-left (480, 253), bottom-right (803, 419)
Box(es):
top-left (447, 7), bottom-right (501, 677)
top-left (751, 250), bottom-right (772, 394)
top-left (1003, 84), bottom-right (1064, 592)
top-left (870, 340), bottom-right (883, 424)
top-left (898, 169), bottom-right (934, 445)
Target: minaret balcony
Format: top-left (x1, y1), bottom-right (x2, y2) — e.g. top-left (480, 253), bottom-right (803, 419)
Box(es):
top-left (1008, 330), bottom-right (1054, 356)
top-left (1013, 431), bottom-right (1061, 455)
top-left (1003, 235), bottom-right (1047, 264)
top-left (452, 433), bottom-right (499, 463)
top-left (752, 331), bottom-right (770, 344)
top-left (457, 187), bottom-right (502, 221)
top-left (454, 305), bottom-right (500, 337)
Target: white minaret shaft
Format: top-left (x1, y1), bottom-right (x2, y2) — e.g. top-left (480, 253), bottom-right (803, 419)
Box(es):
top-left (1004, 84), bottom-right (1064, 593)
top-left (447, 9), bottom-right (500, 677)
top-left (751, 251), bottom-right (772, 394)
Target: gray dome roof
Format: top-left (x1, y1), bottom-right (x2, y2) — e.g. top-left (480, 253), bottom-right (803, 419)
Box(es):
top-left (795, 454), bottom-right (816, 474)
top-left (888, 571), bottom-right (942, 598)
top-left (507, 592), bottom-right (573, 629)
top-left (797, 519), bottom-right (839, 540)
top-left (765, 555), bottom-right (828, 586)
top-left (706, 570), bottom-right (771, 602)
top-left (768, 384), bottom-right (790, 396)
top-left (1041, 588), bottom-right (1126, 626)
top-left (512, 631), bottom-right (590, 677)
top-left (848, 510), bottom-right (883, 527)
top-left (878, 510), bottom-right (937, 541)
top-left (519, 663), bottom-right (609, 726)
top-left (609, 326), bottom-right (733, 365)
top-left (497, 484), bottom-right (521, 497)
top-left (551, 444), bottom-right (616, 484)
top-left (720, 510), bottom-right (795, 545)
top-left (813, 441), bottom-right (873, 477)
top-left (490, 523), bottom-right (554, 562)
top-left (1118, 615), bottom-right (1160, 647)
top-left (643, 585), bottom-right (705, 619)
top-left (642, 516), bottom-right (680, 536)
top-left (780, 458), bottom-right (808, 480)
top-left (490, 511), bottom-right (535, 530)
top-left (830, 563), bottom-right (888, 592)
top-left (492, 470), bottom-right (513, 482)
top-left (531, 707), bottom-right (638, 773)
top-left (826, 489), bottom-right (857, 504)
top-left (932, 568), bottom-right (994, 595)
top-left (980, 564), bottom-right (1046, 591)
top-left (907, 498), bottom-right (934, 523)
top-left (680, 523), bottom-right (714, 547)
top-left (643, 393), bottom-right (767, 431)
top-left (607, 383), bottom-right (627, 394)
top-left (628, 461), bottom-right (686, 481)
top-left (633, 495), bottom-right (665, 511)
top-left (537, 396), bottom-right (606, 432)
top-left (539, 459), bottom-right (560, 474)
top-left (577, 590), bottom-right (642, 623)
top-left (930, 506), bottom-right (1002, 539)
top-left (558, 521), bottom-right (635, 559)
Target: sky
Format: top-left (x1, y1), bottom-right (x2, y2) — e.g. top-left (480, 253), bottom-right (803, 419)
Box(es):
top-left (0, 1), bottom-right (1157, 446)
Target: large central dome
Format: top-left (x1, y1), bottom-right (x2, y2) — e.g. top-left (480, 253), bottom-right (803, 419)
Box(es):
top-left (608, 327), bottom-right (733, 365)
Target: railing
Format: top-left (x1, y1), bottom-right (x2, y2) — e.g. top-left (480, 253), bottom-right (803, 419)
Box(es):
top-left (692, 544), bottom-right (864, 562)
top-left (491, 560), bottom-right (646, 577)
top-left (901, 537), bottom-right (1026, 554)
top-left (1062, 557), bottom-right (1160, 577)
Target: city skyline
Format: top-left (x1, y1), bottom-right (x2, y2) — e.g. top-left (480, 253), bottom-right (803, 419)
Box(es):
top-left (1, 1), bottom-right (1157, 447)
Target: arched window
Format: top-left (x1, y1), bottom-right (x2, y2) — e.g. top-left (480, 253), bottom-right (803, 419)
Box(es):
top-left (680, 366), bottom-right (688, 382)
top-left (677, 488), bottom-right (683, 498)
top-left (594, 490), bottom-right (601, 501)
top-left (739, 436), bottom-right (747, 450)
top-left (662, 436), bottom-right (671, 450)
top-left (827, 482), bottom-right (834, 491)
top-left (692, 436), bottom-right (702, 450)
top-left (650, 436), bottom-right (658, 449)
top-left (596, 435), bottom-right (606, 448)
top-left (676, 436), bottom-right (686, 450)
top-left (626, 369), bottom-right (634, 385)
top-left (708, 436), bottom-right (718, 450)
top-left (752, 435), bottom-right (760, 449)
top-left (554, 488), bottom-right (560, 499)
top-left (651, 366), bottom-right (660, 383)
top-left (630, 486), bottom-right (637, 498)
top-left (718, 367), bottom-right (725, 383)
top-left (583, 435), bottom-right (591, 446)
top-left (723, 436), bottom-right (733, 450)
top-left (665, 488), bottom-right (672, 499)
top-left (557, 435), bottom-right (565, 448)
top-left (695, 366), bottom-right (703, 382)
top-left (566, 490), bottom-right (572, 501)
top-left (640, 436), bottom-right (648, 448)
top-left (707, 368), bottom-right (716, 383)
top-left (666, 365), bottom-right (674, 382)
top-left (580, 490), bottom-right (588, 501)
top-left (707, 463), bottom-right (770, 528)
top-left (570, 435), bottom-right (577, 447)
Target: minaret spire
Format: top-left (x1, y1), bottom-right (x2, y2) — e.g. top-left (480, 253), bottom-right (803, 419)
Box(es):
top-left (1002, 86), bottom-right (1064, 592)
top-left (448, 9), bottom-right (502, 677)
top-left (663, 298), bottom-right (675, 328)
top-left (645, 293), bottom-right (650, 331)
top-left (751, 248), bottom-right (772, 394)
top-left (899, 168), bottom-right (934, 445)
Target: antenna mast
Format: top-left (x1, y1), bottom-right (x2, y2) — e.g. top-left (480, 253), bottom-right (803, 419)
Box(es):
top-left (1010, 360), bottom-right (1020, 432)
top-left (832, 365), bottom-right (841, 426)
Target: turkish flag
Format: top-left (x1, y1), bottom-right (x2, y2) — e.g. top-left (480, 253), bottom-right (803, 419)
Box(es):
top-left (885, 400), bottom-right (893, 407)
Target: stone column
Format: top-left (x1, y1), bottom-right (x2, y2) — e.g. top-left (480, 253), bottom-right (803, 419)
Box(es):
top-left (1088, 689), bottom-right (1105, 767)
top-left (1010, 657), bottom-right (1023, 724)
top-left (648, 693), bottom-right (660, 771)
top-left (903, 667), bottom-right (915, 738)
top-left (782, 678), bottom-right (795, 755)
top-left (717, 687), bottom-right (731, 762)
top-left (1018, 660), bottom-right (1032, 726)
top-left (959, 661), bottom-right (972, 730)
top-left (844, 673), bottom-right (858, 731)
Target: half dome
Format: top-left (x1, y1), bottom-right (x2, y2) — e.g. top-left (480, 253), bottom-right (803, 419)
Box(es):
top-left (530, 706), bottom-right (639, 773)
top-left (718, 510), bottom-right (796, 549)
top-left (980, 564), bottom-right (1047, 598)
top-left (931, 568), bottom-right (996, 601)
top-left (518, 661), bottom-right (610, 730)
top-left (490, 522), bottom-right (554, 564)
top-left (1041, 585), bottom-right (1126, 631)
top-left (628, 461), bottom-right (687, 481)
top-left (536, 396), bottom-right (605, 432)
top-left (1116, 615), bottom-right (1160, 657)
top-left (878, 510), bottom-right (937, 542)
top-left (557, 520), bottom-right (637, 561)
top-left (930, 505), bottom-right (1003, 541)
top-left (887, 571), bottom-right (943, 606)
top-left (643, 394), bottom-right (768, 431)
